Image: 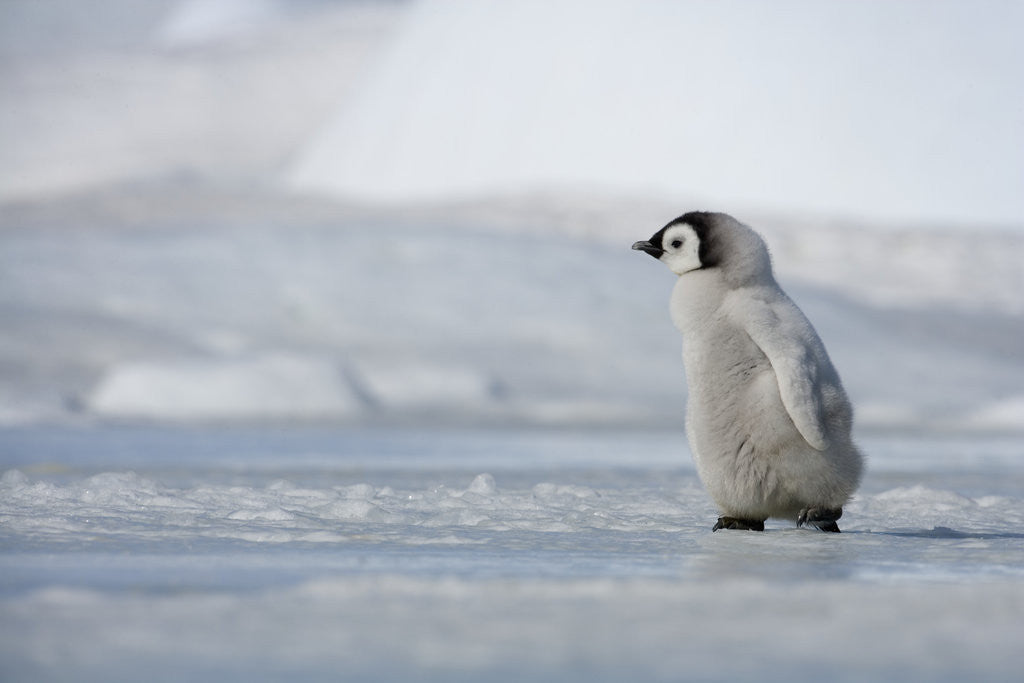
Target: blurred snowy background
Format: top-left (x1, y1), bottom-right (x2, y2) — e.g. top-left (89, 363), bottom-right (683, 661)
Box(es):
top-left (4, 4), bottom-right (1024, 682)
top-left (1, 0), bottom-right (1022, 433)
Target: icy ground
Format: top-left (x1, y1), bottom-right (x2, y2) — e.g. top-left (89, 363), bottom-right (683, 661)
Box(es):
top-left (2, 427), bottom-right (1023, 682)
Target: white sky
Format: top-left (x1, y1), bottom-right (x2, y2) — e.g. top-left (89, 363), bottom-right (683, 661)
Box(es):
top-left (1, 0), bottom-right (1021, 229)
top-left (290, 0), bottom-right (1024, 228)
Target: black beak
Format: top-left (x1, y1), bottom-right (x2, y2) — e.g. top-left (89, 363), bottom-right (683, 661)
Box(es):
top-left (632, 240), bottom-right (664, 258)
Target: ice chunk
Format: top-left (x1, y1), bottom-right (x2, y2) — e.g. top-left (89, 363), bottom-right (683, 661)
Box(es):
top-left (1, 469), bottom-right (29, 487)
top-left (87, 355), bottom-right (363, 421)
top-left (466, 473), bottom-right (497, 495)
top-left (352, 359), bottom-right (500, 413)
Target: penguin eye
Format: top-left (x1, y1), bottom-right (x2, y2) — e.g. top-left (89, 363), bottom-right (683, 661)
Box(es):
top-left (671, 239), bottom-right (683, 249)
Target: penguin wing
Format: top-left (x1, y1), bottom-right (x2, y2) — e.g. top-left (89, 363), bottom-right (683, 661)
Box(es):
top-left (734, 296), bottom-right (831, 451)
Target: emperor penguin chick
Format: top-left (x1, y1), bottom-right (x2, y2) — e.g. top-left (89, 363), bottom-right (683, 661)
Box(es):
top-left (633, 212), bottom-right (863, 532)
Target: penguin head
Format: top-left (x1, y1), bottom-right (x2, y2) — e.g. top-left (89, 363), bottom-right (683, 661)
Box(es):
top-left (632, 211), bottom-right (773, 285)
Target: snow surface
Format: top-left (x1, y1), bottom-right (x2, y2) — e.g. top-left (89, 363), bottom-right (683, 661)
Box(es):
top-left (2, 427), bottom-right (1024, 682)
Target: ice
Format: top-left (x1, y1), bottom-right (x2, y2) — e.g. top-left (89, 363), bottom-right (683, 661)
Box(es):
top-left (1, 195), bottom-right (1021, 431)
top-left (352, 359), bottom-right (501, 413)
top-left (2, 427), bottom-right (1024, 681)
top-left (0, 0), bottom-right (399, 199)
top-left (4, 577), bottom-right (1022, 682)
top-left (88, 355), bottom-right (363, 421)
top-left (466, 472), bottom-right (496, 495)
top-left (2, 438), bottom-right (1021, 547)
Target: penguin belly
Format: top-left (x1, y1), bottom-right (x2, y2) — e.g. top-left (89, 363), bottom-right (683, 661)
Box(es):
top-left (685, 344), bottom-right (848, 522)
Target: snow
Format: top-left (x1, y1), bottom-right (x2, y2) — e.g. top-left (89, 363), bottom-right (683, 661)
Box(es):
top-left (351, 359), bottom-right (501, 414)
top-left (2, 190), bottom-right (1021, 431)
top-left (87, 355), bottom-right (362, 421)
top-left (1, 1), bottom-right (1021, 429)
top-left (2, 427), bottom-right (1024, 681)
top-left (0, 0), bottom-right (399, 200)
top-left (1, 2), bottom-right (1021, 430)
top-left (2, 5), bottom-right (1024, 678)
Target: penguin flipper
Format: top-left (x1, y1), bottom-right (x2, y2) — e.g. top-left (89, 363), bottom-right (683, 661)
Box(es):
top-left (734, 298), bottom-right (830, 451)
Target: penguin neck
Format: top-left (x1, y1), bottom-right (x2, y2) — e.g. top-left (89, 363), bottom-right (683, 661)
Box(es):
top-left (669, 268), bottom-right (725, 332)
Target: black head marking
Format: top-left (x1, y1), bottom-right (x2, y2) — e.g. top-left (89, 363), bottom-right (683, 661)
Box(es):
top-left (642, 225), bottom-right (669, 252)
top-left (657, 211), bottom-right (723, 269)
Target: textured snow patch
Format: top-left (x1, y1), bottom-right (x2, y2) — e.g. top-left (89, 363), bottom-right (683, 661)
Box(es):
top-left (853, 485), bottom-right (1024, 535)
top-left (0, 467), bottom-right (693, 545)
top-left (226, 506), bottom-right (296, 522)
top-left (87, 355), bottom-right (363, 421)
top-left (466, 473), bottom-right (497, 495)
top-left (2, 428), bottom-right (1024, 682)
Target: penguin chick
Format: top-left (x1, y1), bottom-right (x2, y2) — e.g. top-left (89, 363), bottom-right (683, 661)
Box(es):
top-left (633, 212), bottom-right (863, 532)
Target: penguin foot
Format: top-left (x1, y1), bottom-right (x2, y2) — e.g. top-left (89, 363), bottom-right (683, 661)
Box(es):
top-left (712, 517), bottom-right (765, 532)
top-left (797, 507), bottom-right (842, 533)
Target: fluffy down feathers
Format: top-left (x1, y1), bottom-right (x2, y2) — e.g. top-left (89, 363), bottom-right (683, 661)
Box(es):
top-left (637, 212), bottom-right (863, 524)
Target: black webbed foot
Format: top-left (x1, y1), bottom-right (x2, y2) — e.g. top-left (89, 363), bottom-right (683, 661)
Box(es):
top-left (797, 507), bottom-right (843, 533)
top-left (712, 517), bottom-right (766, 532)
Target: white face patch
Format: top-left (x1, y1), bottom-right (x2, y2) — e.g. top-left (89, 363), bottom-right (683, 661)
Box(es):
top-left (660, 224), bottom-right (702, 275)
